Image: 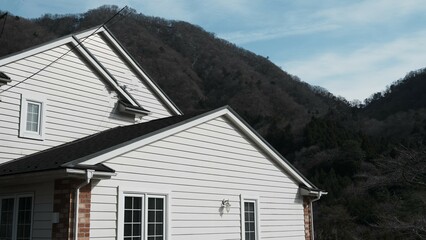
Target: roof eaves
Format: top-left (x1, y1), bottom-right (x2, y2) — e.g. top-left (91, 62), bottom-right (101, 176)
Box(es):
top-left (0, 163), bottom-right (114, 178)
top-left (0, 25), bottom-right (104, 66)
top-left (224, 106), bottom-right (318, 189)
top-left (0, 35), bottom-right (75, 66)
top-left (63, 107), bottom-right (224, 168)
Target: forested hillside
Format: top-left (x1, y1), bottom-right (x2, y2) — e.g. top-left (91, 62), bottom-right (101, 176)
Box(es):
top-left (0, 6), bottom-right (425, 239)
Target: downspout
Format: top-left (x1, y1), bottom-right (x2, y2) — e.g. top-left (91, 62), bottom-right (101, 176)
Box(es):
top-left (310, 192), bottom-right (323, 240)
top-left (73, 169), bottom-right (94, 240)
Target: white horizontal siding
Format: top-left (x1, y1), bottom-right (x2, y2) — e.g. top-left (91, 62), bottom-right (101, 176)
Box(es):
top-left (0, 43), bottom-right (134, 164)
top-left (81, 33), bottom-right (173, 120)
top-left (89, 116), bottom-right (305, 240)
top-left (0, 181), bottom-right (54, 240)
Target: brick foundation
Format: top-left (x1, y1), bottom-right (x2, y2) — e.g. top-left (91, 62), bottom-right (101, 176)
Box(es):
top-left (303, 197), bottom-right (313, 240)
top-left (52, 178), bottom-right (92, 240)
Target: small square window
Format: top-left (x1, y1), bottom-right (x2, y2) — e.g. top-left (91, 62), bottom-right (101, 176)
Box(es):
top-left (19, 92), bottom-right (46, 140)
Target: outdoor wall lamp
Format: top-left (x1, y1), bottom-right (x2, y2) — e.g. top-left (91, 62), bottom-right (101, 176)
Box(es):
top-left (222, 199), bottom-right (231, 212)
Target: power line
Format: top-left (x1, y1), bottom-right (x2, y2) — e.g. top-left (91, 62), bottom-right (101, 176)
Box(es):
top-left (0, 6), bottom-right (128, 94)
top-left (0, 12), bottom-right (8, 39)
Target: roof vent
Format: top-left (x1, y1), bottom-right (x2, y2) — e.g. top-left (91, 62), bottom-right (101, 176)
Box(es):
top-left (117, 100), bottom-right (150, 122)
top-left (0, 72), bottom-right (11, 86)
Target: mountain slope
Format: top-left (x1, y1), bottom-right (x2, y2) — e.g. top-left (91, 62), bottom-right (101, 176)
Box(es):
top-left (1, 6), bottom-right (425, 240)
top-left (362, 68), bottom-right (426, 120)
top-left (0, 7), bottom-right (349, 143)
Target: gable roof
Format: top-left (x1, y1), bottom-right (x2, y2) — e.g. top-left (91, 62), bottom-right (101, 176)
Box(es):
top-left (0, 30), bottom-right (143, 111)
top-left (76, 26), bottom-right (183, 116)
top-left (0, 106), bottom-right (319, 191)
top-left (0, 112), bottom-right (201, 178)
top-left (0, 26), bottom-right (181, 116)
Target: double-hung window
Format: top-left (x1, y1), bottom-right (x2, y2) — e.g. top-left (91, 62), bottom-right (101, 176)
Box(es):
top-left (241, 197), bottom-right (259, 240)
top-left (0, 195), bottom-right (33, 240)
top-left (19, 92), bottom-right (46, 140)
top-left (122, 194), bottom-right (166, 240)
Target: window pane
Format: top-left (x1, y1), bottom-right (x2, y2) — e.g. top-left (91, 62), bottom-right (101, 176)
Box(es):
top-left (245, 202), bottom-right (254, 211)
top-left (134, 197), bottom-right (142, 209)
top-left (244, 201), bottom-right (256, 240)
top-left (147, 197), bottom-right (164, 238)
top-left (155, 198), bottom-right (163, 208)
top-left (0, 198), bottom-right (14, 240)
top-left (124, 196), bottom-right (143, 238)
top-left (133, 223), bottom-right (141, 236)
top-left (148, 211), bottom-right (155, 222)
top-left (156, 224), bottom-right (163, 235)
top-left (125, 197), bottom-right (132, 209)
top-left (148, 224), bottom-right (154, 235)
top-left (156, 211), bottom-right (163, 222)
top-left (133, 210), bottom-right (141, 222)
top-left (26, 102), bottom-right (40, 133)
top-left (124, 224), bottom-right (132, 236)
top-left (125, 210), bottom-right (132, 222)
top-left (148, 198), bottom-right (155, 209)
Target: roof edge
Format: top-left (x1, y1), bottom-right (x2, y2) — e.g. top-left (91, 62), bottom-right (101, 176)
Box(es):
top-left (100, 26), bottom-right (183, 116)
top-left (64, 105), bottom-right (316, 189)
top-left (0, 26), bottom-right (141, 108)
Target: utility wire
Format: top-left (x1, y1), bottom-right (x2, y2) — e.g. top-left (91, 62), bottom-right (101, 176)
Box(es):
top-left (0, 12), bottom-right (8, 39)
top-left (105, 7), bottom-right (131, 28)
top-left (0, 6), bottom-right (128, 94)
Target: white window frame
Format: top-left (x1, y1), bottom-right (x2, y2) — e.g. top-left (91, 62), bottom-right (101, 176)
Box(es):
top-left (118, 187), bottom-right (171, 240)
top-left (240, 195), bottom-right (260, 240)
top-left (0, 193), bottom-right (34, 240)
top-left (19, 91), bottom-right (46, 140)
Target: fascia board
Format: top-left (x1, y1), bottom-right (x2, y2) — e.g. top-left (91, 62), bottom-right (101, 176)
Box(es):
top-left (74, 25), bottom-right (104, 39)
top-left (69, 106), bottom-right (313, 188)
top-left (222, 111), bottom-right (314, 189)
top-left (66, 107), bottom-right (229, 167)
top-left (98, 27), bottom-right (183, 115)
top-left (0, 29), bottom-right (139, 107)
top-left (70, 36), bottom-right (139, 106)
top-left (0, 37), bottom-right (73, 66)
top-left (0, 168), bottom-right (115, 185)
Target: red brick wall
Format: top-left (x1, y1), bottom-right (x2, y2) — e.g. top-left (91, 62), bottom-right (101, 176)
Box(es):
top-left (78, 184), bottom-right (91, 240)
top-left (52, 178), bottom-right (92, 240)
top-left (303, 197), bottom-right (313, 240)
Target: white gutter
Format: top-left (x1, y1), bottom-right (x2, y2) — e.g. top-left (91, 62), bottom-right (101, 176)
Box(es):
top-left (66, 168), bottom-right (116, 178)
top-left (299, 187), bottom-right (327, 240)
top-left (73, 169), bottom-right (94, 240)
top-left (310, 191), bottom-right (326, 240)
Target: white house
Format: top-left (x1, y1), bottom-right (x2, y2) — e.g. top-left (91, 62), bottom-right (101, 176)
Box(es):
top-left (0, 26), bottom-right (325, 240)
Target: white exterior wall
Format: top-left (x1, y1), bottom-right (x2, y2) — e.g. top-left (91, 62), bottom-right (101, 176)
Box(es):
top-left (0, 44), bottom-right (134, 164)
top-left (80, 33), bottom-right (174, 121)
top-left (0, 181), bottom-right (54, 240)
top-left (90, 116), bottom-right (306, 240)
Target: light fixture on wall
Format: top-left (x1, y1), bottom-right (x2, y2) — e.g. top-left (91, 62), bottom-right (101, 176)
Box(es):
top-left (221, 199), bottom-right (231, 212)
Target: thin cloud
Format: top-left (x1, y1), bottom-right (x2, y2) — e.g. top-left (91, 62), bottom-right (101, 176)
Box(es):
top-left (282, 31), bottom-right (426, 101)
top-left (219, 0), bottom-right (426, 45)
top-left (317, 0), bottom-right (426, 26)
top-left (219, 22), bottom-right (338, 45)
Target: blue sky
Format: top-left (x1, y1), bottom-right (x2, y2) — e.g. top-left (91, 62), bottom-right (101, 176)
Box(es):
top-left (1, 0), bottom-right (426, 101)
